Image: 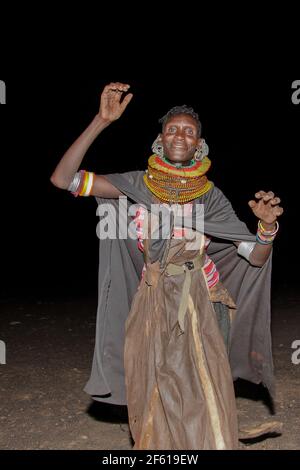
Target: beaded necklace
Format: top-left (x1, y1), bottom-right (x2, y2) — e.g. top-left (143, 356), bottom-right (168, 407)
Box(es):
top-left (143, 154), bottom-right (213, 204)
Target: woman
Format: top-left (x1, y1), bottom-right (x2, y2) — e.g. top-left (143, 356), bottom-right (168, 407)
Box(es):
top-left (51, 82), bottom-right (283, 450)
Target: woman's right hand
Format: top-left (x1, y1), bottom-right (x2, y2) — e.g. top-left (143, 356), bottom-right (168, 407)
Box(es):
top-left (98, 82), bottom-right (133, 123)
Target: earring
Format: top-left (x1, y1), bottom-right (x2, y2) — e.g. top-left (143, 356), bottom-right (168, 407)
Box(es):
top-left (194, 139), bottom-right (209, 161)
top-left (151, 136), bottom-right (164, 158)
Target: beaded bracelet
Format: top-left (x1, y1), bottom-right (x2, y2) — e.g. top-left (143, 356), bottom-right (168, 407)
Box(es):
top-left (256, 220), bottom-right (279, 245)
top-left (256, 233), bottom-right (274, 245)
top-left (258, 220), bottom-right (279, 236)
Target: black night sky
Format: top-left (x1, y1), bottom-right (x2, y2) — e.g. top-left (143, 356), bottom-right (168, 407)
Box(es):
top-left (1, 77), bottom-right (299, 300)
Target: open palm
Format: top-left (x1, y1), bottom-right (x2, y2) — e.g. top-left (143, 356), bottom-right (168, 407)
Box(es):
top-left (99, 82), bottom-right (133, 123)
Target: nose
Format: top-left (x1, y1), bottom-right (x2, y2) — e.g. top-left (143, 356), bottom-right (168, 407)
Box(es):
top-left (174, 129), bottom-right (185, 141)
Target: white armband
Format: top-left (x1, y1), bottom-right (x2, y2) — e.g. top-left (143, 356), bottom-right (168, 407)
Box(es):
top-left (237, 241), bottom-right (256, 261)
top-left (67, 172), bottom-right (81, 192)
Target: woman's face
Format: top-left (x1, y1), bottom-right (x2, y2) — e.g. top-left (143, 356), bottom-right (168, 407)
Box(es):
top-left (161, 114), bottom-right (201, 165)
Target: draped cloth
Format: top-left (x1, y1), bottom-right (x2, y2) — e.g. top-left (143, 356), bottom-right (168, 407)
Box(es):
top-left (84, 170), bottom-right (274, 413)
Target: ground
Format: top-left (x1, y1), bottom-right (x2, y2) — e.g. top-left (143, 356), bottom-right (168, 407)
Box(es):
top-left (0, 287), bottom-right (299, 450)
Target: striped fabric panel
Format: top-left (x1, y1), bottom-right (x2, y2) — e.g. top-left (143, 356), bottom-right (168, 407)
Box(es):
top-left (132, 206), bottom-right (220, 289)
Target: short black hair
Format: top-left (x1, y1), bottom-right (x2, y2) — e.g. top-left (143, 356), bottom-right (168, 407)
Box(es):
top-left (159, 105), bottom-right (202, 137)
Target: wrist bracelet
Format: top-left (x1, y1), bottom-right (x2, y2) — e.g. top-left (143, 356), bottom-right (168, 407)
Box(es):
top-left (256, 233), bottom-right (274, 245)
top-left (258, 220), bottom-right (279, 237)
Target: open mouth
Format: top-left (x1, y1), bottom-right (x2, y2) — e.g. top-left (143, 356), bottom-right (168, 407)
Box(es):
top-left (172, 144), bottom-right (186, 149)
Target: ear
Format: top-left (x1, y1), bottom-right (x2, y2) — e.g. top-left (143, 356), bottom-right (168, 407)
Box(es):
top-left (196, 137), bottom-right (203, 148)
top-left (152, 134), bottom-right (164, 157)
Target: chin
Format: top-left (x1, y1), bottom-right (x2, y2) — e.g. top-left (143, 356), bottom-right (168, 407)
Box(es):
top-left (170, 159), bottom-right (191, 165)
top-left (168, 156), bottom-right (190, 163)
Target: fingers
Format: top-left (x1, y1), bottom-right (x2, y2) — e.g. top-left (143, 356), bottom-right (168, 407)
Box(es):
top-left (120, 93), bottom-right (134, 111)
top-left (255, 191), bottom-right (282, 206)
top-left (103, 82), bottom-right (130, 94)
top-left (255, 191), bottom-right (275, 202)
top-left (101, 82), bottom-right (132, 110)
top-left (270, 197), bottom-right (281, 206)
top-left (274, 207), bottom-right (284, 217)
top-left (250, 191), bottom-right (284, 222)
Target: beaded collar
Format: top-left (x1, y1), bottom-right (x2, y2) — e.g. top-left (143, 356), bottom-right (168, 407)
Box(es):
top-left (143, 154), bottom-right (213, 204)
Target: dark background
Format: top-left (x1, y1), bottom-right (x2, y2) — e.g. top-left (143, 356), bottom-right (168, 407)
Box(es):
top-left (1, 77), bottom-right (298, 300)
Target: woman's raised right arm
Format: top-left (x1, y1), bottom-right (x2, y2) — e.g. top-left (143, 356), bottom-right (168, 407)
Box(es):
top-left (50, 82), bottom-right (133, 198)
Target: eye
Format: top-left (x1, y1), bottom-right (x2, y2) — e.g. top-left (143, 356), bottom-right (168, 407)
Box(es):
top-left (167, 126), bottom-right (176, 133)
top-left (186, 128), bottom-right (195, 136)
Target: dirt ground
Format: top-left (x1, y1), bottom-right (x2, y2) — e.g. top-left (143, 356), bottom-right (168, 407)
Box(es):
top-left (0, 286), bottom-right (299, 451)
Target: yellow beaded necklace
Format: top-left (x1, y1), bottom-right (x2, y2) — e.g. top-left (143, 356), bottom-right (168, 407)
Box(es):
top-left (143, 154), bottom-right (213, 204)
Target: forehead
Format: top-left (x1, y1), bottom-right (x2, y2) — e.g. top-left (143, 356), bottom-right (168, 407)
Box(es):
top-left (165, 113), bottom-right (198, 128)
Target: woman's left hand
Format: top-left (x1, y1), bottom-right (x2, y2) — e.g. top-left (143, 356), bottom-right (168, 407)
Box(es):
top-left (248, 191), bottom-right (284, 226)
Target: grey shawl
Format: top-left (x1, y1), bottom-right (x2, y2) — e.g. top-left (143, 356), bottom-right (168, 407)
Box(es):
top-left (84, 171), bottom-right (273, 405)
